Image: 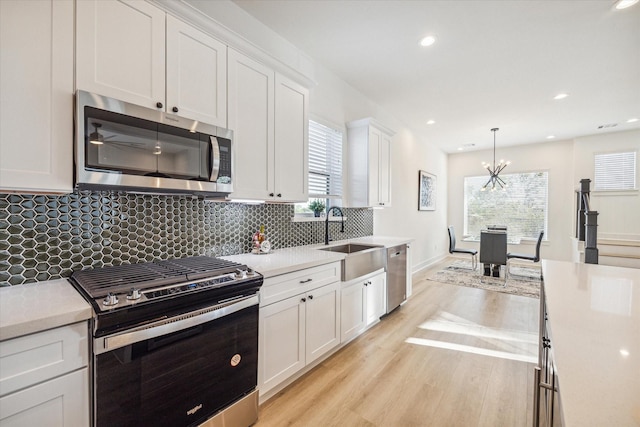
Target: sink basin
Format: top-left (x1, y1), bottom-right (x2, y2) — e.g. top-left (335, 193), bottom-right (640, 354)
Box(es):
top-left (318, 243), bottom-right (380, 254)
top-left (319, 243), bottom-right (385, 281)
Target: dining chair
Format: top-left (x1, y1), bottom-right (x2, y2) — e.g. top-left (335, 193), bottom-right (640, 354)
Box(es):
top-left (448, 226), bottom-right (478, 270)
top-left (506, 231), bottom-right (544, 278)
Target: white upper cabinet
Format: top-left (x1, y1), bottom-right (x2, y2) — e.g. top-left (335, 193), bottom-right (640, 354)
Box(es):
top-left (76, 0), bottom-right (227, 127)
top-left (228, 48), bottom-right (309, 202)
top-left (0, 0), bottom-right (74, 194)
top-left (76, 0), bottom-right (165, 110)
top-left (346, 118), bottom-right (395, 207)
top-left (274, 74), bottom-right (309, 202)
top-left (228, 48), bottom-right (275, 200)
top-left (165, 15), bottom-right (227, 126)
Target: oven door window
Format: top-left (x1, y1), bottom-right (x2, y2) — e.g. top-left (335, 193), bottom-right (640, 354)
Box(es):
top-left (95, 305), bottom-right (258, 427)
top-left (85, 107), bottom-right (209, 181)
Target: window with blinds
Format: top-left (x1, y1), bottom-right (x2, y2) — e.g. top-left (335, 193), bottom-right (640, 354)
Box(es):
top-left (308, 120), bottom-right (343, 198)
top-left (463, 171), bottom-right (548, 242)
top-left (594, 151), bottom-right (637, 191)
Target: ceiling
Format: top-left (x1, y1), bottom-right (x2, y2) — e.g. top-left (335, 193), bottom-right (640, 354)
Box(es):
top-left (225, 0), bottom-right (640, 153)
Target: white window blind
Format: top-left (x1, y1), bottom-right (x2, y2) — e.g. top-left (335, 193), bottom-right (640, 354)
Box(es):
top-left (594, 151), bottom-right (636, 191)
top-left (464, 171), bottom-right (548, 242)
top-left (308, 120), bottom-right (343, 199)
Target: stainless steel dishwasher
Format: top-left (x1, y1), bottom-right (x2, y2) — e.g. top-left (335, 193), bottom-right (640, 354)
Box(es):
top-left (386, 245), bottom-right (407, 314)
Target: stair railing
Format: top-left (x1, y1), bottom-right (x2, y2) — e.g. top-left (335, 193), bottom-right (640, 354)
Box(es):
top-left (576, 179), bottom-right (599, 264)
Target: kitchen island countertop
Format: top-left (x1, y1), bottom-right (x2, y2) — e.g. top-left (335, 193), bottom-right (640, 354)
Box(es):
top-left (542, 260), bottom-right (640, 426)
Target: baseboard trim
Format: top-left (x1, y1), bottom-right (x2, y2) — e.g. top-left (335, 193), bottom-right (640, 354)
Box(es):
top-left (412, 254), bottom-right (447, 274)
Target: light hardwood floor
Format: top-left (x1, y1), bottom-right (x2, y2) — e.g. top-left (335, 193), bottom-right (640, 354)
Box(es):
top-left (255, 258), bottom-right (540, 427)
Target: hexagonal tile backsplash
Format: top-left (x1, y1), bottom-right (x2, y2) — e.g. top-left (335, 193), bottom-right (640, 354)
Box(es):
top-left (0, 192), bottom-right (373, 285)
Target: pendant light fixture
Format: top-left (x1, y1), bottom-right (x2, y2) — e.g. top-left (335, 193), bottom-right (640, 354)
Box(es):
top-left (481, 128), bottom-right (510, 191)
top-left (89, 123), bottom-right (104, 145)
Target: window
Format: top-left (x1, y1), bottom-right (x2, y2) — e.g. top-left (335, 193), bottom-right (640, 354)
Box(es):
top-left (464, 171), bottom-right (548, 243)
top-left (594, 151), bottom-right (636, 191)
top-left (295, 119), bottom-right (344, 215)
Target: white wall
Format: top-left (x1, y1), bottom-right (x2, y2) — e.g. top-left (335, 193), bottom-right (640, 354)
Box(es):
top-left (373, 129), bottom-right (448, 271)
top-left (448, 129), bottom-right (640, 261)
top-left (573, 129), bottom-right (640, 240)
top-left (310, 64), bottom-right (449, 272)
top-left (448, 139), bottom-right (575, 261)
top-left (183, 0), bottom-right (449, 272)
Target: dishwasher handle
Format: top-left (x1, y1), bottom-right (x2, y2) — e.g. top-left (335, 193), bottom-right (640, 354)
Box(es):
top-left (388, 245), bottom-right (406, 259)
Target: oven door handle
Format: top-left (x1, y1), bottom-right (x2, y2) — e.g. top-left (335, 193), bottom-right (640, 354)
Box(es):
top-left (95, 294), bottom-right (258, 355)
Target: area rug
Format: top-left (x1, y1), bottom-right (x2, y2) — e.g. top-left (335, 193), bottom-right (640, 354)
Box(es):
top-left (427, 260), bottom-right (541, 298)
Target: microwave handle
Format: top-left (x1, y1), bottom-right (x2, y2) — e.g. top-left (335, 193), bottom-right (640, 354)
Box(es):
top-left (209, 136), bottom-right (220, 182)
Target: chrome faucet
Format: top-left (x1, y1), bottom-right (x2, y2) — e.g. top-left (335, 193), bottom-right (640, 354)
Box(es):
top-left (325, 206), bottom-right (345, 245)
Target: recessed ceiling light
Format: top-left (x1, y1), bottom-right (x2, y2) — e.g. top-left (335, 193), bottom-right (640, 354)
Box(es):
top-left (426, 120), bottom-right (436, 125)
top-left (457, 147), bottom-right (464, 151)
top-left (554, 93), bottom-right (569, 100)
top-left (546, 135), bottom-right (555, 139)
top-left (627, 118), bottom-right (639, 123)
top-left (614, 0), bottom-right (639, 10)
top-left (419, 36), bottom-right (436, 47)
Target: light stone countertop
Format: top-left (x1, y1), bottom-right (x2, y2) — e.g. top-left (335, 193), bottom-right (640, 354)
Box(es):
top-left (541, 260), bottom-right (640, 427)
top-left (0, 236), bottom-right (412, 340)
top-left (0, 279), bottom-right (93, 341)
top-left (222, 235), bottom-right (413, 278)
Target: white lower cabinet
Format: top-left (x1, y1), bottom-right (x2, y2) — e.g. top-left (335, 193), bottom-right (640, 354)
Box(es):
top-left (341, 270), bottom-right (387, 343)
top-left (259, 263), bottom-right (341, 396)
top-left (0, 368), bottom-right (89, 427)
top-left (0, 322), bottom-right (89, 427)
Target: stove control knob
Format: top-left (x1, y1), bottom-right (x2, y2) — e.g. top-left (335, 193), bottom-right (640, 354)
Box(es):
top-left (127, 288), bottom-right (141, 300)
top-left (247, 267), bottom-right (255, 276)
top-left (103, 292), bottom-right (119, 306)
top-left (234, 269), bottom-right (246, 279)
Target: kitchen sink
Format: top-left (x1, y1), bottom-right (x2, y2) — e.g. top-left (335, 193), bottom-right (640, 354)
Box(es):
top-left (318, 243), bottom-right (385, 281)
top-left (318, 243), bottom-right (380, 254)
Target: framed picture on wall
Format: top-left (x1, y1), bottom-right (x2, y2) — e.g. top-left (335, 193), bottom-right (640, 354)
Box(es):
top-left (418, 170), bottom-right (436, 211)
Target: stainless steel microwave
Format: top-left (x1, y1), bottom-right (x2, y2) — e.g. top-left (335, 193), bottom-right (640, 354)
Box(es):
top-left (75, 90), bottom-right (233, 197)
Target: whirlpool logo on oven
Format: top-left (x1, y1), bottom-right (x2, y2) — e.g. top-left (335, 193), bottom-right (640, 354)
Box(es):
top-left (187, 403), bottom-right (203, 416)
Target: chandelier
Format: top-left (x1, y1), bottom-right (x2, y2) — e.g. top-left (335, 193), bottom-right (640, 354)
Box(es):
top-left (481, 128), bottom-right (510, 191)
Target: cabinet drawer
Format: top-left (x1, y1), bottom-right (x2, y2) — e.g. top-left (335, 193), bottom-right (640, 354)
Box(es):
top-left (261, 262), bottom-right (341, 306)
top-left (0, 368), bottom-right (89, 427)
top-left (0, 322), bottom-right (88, 397)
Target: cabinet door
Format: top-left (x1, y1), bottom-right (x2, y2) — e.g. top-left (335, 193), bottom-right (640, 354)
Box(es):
top-left (378, 133), bottom-right (392, 206)
top-left (76, 0), bottom-right (165, 109)
top-left (340, 281), bottom-right (366, 343)
top-left (166, 15), bottom-right (227, 127)
top-left (228, 48), bottom-right (275, 200)
top-left (258, 295), bottom-right (305, 395)
top-left (366, 272), bottom-right (386, 326)
top-left (0, 0), bottom-right (73, 193)
top-left (305, 282), bottom-right (340, 364)
top-left (0, 368), bottom-right (89, 427)
top-left (367, 127), bottom-right (382, 206)
top-left (273, 74), bottom-right (309, 202)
